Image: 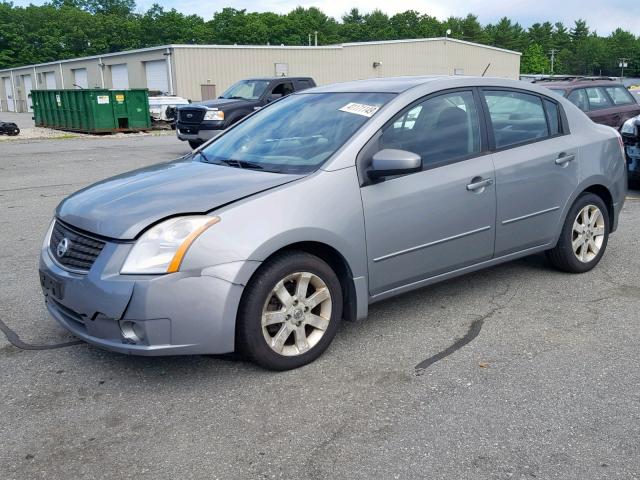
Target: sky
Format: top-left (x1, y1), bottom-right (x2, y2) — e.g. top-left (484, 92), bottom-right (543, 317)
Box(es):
top-left (13, 0), bottom-right (640, 35)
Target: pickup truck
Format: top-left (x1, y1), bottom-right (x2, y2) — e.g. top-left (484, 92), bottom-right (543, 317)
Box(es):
top-left (176, 77), bottom-right (316, 148)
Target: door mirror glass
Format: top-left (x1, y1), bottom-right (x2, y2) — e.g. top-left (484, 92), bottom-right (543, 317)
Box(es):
top-left (369, 149), bottom-right (421, 178)
top-left (268, 93), bottom-right (283, 102)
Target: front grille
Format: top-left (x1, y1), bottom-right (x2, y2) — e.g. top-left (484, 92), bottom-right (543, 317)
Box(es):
top-left (49, 221), bottom-right (105, 272)
top-left (178, 108), bottom-right (205, 124)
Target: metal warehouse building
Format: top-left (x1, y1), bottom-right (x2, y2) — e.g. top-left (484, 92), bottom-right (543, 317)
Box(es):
top-left (0, 38), bottom-right (520, 113)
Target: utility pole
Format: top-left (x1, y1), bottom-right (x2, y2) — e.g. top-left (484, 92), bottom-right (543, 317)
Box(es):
top-left (308, 33), bottom-right (311, 46)
top-left (619, 58), bottom-right (629, 79)
top-left (549, 48), bottom-right (558, 75)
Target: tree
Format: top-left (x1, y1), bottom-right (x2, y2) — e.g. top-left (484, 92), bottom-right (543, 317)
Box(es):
top-left (1, 1), bottom-right (639, 78)
top-left (521, 43), bottom-right (550, 73)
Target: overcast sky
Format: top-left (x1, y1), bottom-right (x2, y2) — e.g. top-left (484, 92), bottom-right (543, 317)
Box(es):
top-left (15, 0), bottom-right (640, 35)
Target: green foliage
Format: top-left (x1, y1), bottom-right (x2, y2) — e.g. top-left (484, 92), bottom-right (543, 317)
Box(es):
top-left (521, 43), bottom-right (550, 73)
top-left (1, 1), bottom-right (639, 77)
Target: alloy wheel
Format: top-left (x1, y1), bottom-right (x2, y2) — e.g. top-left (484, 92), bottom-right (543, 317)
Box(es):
top-left (261, 272), bottom-right (332, 356)
top-left (572, 204), bottom-right (605, 263)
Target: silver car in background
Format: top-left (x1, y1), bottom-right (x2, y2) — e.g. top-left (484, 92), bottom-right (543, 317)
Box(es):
top-left (39, 76), bottom-right (627, 370)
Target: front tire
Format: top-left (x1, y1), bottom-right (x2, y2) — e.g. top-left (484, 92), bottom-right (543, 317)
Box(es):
top-left (546, 193), bottom-right (609, 273)
top-left (236, 251), bottom-right (343, 370)
top-left (188, 140), bottom-right (203, 150)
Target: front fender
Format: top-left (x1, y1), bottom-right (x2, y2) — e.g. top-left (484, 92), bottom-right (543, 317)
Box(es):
top-left (179, 167), bottom-right (369, 286)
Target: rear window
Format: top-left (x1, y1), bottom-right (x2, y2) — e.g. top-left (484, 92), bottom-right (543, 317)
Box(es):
top-left (296, 79), bottom-right (315, 90)
top-left (585, 87), bottom-right (612, 110)
top-left (604, 86), bottom-right (636, 106)
top-left (567, 89), bottom-right (589, 111)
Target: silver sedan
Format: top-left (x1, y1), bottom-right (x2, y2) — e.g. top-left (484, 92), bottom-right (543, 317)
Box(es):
top-left (39, 76), bottom-right (627, 370)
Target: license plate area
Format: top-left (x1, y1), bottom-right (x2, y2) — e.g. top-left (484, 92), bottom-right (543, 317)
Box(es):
top-left (40, 270), bottom-right (64, 300)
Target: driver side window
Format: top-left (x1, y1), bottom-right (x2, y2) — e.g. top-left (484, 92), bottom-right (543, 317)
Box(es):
top-left (380, 90), bottom-right (481, 169)
top-left (271, 82), bottom-right (294, 98)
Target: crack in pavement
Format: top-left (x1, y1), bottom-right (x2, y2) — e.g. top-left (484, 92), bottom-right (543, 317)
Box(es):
top-left (414, 307), bottom-right (499, 375)
top-left (0, 317), bottom-right (82, 350)
top-left (414, 281), bottom-right (516, 375)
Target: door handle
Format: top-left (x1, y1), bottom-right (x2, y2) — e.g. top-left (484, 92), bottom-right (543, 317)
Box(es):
top-left (555, 153), bottom-right (576, 165)
top-left (466, 177), bottom-right (494, 192)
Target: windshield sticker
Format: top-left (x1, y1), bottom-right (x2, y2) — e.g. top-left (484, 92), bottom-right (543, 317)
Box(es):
top-left (339, 102), bottom-right (379, 117)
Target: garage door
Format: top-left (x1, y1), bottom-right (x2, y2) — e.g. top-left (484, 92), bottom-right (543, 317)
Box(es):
top-left (44, 71), bottom-right (56, 89)
top-left (23, 75), bottom-right (33, 112)
top-left (111, 64), bottom-right (129, 90)
top-left (3, 77), bottom-right (14, 111)
top-left (145, 60), bottom-right (169, 93)
top-left (73, 68), bottom-right (88, 89)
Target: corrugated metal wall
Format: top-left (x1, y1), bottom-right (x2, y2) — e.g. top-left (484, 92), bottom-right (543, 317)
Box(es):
top-left (173, 39), bottom-right (520, 101)
top-left (0, 39), bottom-right (520, 111)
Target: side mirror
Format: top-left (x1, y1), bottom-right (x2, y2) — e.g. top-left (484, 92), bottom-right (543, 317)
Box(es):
top-left (268, 93), bottom-right (283, 102)
top-left (369, 149), bottom-right (421, 179)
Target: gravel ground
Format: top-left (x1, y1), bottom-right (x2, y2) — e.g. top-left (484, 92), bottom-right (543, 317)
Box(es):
top-left (1, 135), bottom-right (639, 479)
top-left (0, 112), bottom-right (172, 142)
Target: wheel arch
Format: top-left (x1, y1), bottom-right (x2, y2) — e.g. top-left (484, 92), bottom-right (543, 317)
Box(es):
top-left (582, 184), bottom-right (614, 231)
top-left (554, 180), bottom-right (616, 247)
top-left (248, 241), bottom-right (360, 323)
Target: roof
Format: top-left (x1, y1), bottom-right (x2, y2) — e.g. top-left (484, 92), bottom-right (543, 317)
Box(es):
top-left (532, 77), bottom-right (619, 88)
top-left (307, 75), bottom-right (561, 96)
top-left (309, 76), bottom-right (445, 94)
top-left (0, 37), bottom-right (520, 74)
top-left (243, 77), bottom-right (314, 81)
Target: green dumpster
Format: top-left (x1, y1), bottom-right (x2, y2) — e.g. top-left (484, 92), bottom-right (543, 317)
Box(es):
top-left (32, 89), bottom-right (151, 133)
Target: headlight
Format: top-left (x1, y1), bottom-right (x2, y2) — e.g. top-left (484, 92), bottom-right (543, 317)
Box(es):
top-left (203, 109), bottom-right (224, 121)
top-left (121, 216), bottom-right (220, 274)
top-left (621, 117), bottom-right (639, 136)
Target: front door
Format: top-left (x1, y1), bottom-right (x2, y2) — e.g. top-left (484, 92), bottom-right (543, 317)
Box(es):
top-left (481, 89), bottom-right (580, 256)
top-left (360, 90), bottom-right (496, 296)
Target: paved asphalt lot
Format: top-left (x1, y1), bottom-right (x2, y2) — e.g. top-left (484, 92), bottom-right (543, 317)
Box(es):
top-left (1, 135), bottom-right (639, 479)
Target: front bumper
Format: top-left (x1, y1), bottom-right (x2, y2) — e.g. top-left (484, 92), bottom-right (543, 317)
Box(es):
top-left (39, 235), bottom-right (244, 356)
top-left (176, 121), bottom-right (226, 142)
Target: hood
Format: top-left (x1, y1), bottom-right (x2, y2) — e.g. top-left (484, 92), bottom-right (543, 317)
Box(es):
top-left (57, 158), bottom-right (301, 240)
top-left (194, 98), bottom-right (251, 109)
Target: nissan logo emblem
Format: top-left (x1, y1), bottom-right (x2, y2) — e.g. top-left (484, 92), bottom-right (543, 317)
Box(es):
top-left (57, 238), bottom-right (70, 257)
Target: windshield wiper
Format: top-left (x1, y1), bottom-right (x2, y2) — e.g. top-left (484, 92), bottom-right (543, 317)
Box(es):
top-left (225, 159), bottom-right (266, 170)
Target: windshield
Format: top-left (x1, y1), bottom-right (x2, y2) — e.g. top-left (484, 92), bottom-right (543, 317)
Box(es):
top-left (548, 88), bottom-right (567, 97)
top-left (220, 80), bottom-right (270, 100)
top-left (199, 92), bottom-right (395, 174)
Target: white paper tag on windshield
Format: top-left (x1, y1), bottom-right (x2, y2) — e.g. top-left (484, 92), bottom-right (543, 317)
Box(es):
top-left (339, 102), bottom-right (379, 117)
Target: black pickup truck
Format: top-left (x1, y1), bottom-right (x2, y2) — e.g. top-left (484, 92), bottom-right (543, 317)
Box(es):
top-left (176, 76), bottom-right (316, 149)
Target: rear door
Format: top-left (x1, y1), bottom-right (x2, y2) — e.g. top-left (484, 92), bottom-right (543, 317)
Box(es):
top-left (482, 89), bottom-right (580, 256)
top-left (360, 89), bottom-right (496, 295)
top-left (603, 85), bottom-right (640, 127)
top-left (584, 86), bottom-right (617, 127)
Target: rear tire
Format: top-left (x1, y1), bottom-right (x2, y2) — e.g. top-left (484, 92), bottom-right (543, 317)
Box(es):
top-left (546, 192), bottom-right (609, 273)
top-left (236, 250), bottom-right (343, 370)
top-left (188, 140), bottom-right (203, 150)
